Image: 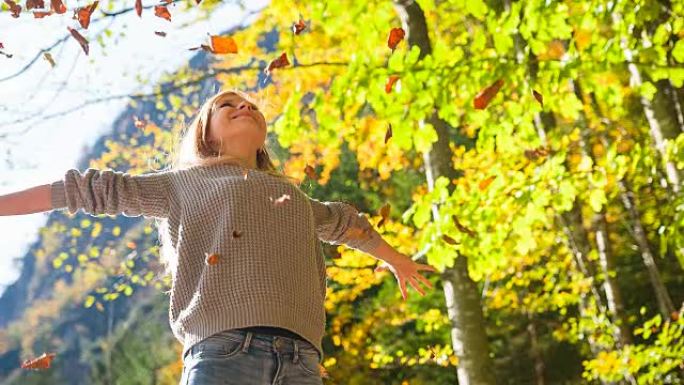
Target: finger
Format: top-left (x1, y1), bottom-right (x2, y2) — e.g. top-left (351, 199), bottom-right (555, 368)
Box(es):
top-left (409, 277), bottom-right (426, 296)
top-left (417, 264), bottom-right (438, 272)
top-left (414, 273), bottom-right (434, 289)
top-left (400, 278), bottom-right (407, 301)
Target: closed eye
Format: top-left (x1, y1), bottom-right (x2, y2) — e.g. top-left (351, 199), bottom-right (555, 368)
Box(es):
top-left (219, 101), bottom-right (259, 111)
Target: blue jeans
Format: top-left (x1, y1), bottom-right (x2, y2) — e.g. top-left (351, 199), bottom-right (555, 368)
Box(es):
top-left (179, 329), bottom-right (324, 385)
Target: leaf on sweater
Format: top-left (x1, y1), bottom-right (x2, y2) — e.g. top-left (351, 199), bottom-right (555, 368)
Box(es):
top-left (21, 352), bottom-right (56, 370)
top-left (387, 27), bottom-right (405, 51)
top-left (75, 1), bottom-right (98, 29)
top-left (232, 230), bottom-right (242, 238)
top-left (473, 79), bottom-right (504, 110)
top-left (205, 252), bottom-right (220, 265)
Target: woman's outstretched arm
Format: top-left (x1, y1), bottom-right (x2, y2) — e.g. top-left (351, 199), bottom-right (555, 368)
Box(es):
top-left (47, 168), bottom-right (177, 219)
top-left (0, 184), bottom-right (53, 216)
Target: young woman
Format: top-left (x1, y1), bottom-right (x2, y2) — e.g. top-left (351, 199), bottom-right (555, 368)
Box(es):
top-left (1, 89), bottom-right (437, 384)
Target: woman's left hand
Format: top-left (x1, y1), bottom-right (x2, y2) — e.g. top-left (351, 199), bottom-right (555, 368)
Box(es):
top-left (374, 253), bottom-right (438, 301)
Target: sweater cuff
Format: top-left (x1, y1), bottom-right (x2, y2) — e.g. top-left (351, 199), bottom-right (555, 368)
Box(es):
top-left (50, 180), bottom-right (67, 209)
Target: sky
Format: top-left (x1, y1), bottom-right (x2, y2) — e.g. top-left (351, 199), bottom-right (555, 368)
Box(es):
top-left (0, 0), bottom-right (269, 297)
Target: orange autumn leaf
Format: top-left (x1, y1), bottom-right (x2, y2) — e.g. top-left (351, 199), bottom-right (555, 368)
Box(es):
top-left (265, 52), bottom-right (290, 75)
top-left (210, 35), bottom-right (237, 54)
top-left (135, 0), bottom-right (142, 17)
top-left (33, 10), bottom-right (52, 18)
top-left (126, 241), bottom-right (136, 249)
top-left (50, 0), bottom-right (66, 14)
top-left (533, 89), bottom-right (543, 107)
top-left (67, 26), bottom-right (89, 55)
top-left (154, 5), bottom-right (171, 21)
top-left (26, 0), bottom-right (43, 10)
top-left (204, 252), bottom-right (220, 265)
top-left (385, 75), bottom-right (400, 93)
top-left (5, 0), bottom-right (21, 18)
top-left (377, 202), bottom-right (391, 228)
top-left (21, 352), bottom-right (56, 370)
top-left (384, 123), bottom-right (392, 144)
top-left (387, 27), bottom-right (405, 51)
top-left (303, 164), bottom-right (317, 180)
top-left (473, 79), bottom-right (504, 110)
top-left (75, 1), bottom-right (98, 29)
top-left (478, 175), bottom-right (496, 191)
top-left (292, 18), bottom-right (306, 35)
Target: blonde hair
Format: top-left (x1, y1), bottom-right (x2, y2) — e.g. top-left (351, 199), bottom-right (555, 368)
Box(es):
top-left (153, 88), bottom-right (300, 289)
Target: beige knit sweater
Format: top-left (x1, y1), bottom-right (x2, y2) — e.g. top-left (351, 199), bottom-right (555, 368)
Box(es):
top-left (49, 163), bottom-right (383, 363)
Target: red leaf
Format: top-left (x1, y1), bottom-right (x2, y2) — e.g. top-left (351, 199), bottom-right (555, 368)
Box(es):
top-left (292, 18), bottom-right (306, 35)
top-left (75, 1), bottom-right (98, 29)
top-left (473, 79), bottom-right (504, 110)
top-left (387, 27), bottom-right (405, 51)
top-left (26, 0), bottom-right (44, 10)
top-left (154, 5), bottom-right (171, 21)
top-left (135, 0), bottom-right (142, 17)
top-left (265, 52), bottom-right (290, 75)
top-left (533, 89), bottom-right (543, 107)
top-left (33, 10), bottom-right (52, 18)
top-left (478, 175), bottom-right (496, 191)
top-left (67, 26), bottom-right (89, 55)
top-left (4, 0), bottom-right (21, 18)
top-left (50, 0), bottom-right (66, 14)
top-left (21, 352), bottom-right (56, 370)
top-left (385, 75), bottom-right (400, 93)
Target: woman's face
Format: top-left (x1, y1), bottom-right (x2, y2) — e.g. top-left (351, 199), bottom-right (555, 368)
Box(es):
top-left (206, 93), bottom-right (267, 156)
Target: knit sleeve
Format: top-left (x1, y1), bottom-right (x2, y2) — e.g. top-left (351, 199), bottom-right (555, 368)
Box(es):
top-left (308, 197), bottom-right (383, 254)
top-left (49, 168), bottom-right (176, 219)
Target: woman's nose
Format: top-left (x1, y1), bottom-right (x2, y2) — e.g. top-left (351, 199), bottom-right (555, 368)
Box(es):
top-left (237, 101), bottom-right (254, 110)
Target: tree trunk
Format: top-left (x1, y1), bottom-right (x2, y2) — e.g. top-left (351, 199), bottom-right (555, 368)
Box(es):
top-left (526, 312), bottom-right (545, 385)
top-left (392, 1), bottom-right (496, 384)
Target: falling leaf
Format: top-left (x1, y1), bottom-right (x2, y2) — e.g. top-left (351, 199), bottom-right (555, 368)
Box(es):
top-left (473, 79), bottom-right (504, 110)
top-left (292, 18), bottom-right (306, 35)
top-left (50, 0), bottom-right (66, 14)
top-left (154, 5), bottom-right (171, 21)
top-left (21, 352), bottom-right (56, 370)
top-left (210, 35), bottom-right (237, 54)
top-left (478, 175), bottom-right (496, 191)
top-left (126, 241), bottom-right (136, 249)
top-left (5, 0), bottom-right (21, 18)
top-left (33, 10), bottom-right (52, 18)
top-left (265, 52), bottom-right (290, 75)
top-left (188, 44), bottom-right (213, 52)
top-left (135, 0), bottom-right (142, 17)
top-left (442, 234), bottom-right (458, 245)
top-left (43, 52), bottom-right (55, 67)
top-left (387, 27), bottom-right (405, 51)
top-left (26, 0), bottom-right (44, 10)
top-left (232, 229), bottom-right (242, 238)
top-left (377, 202), bottom-right (391, 228)
top-left (67, 26), bottom-right (89, 55)
top-left (133, 116), bottom-right (145, 129)
top-left (303, 164), bottom-right (317, 180)
top-left (452, 214), bottom-right (476, 237)
top-left (385, 75), bottom-right (400, 93)
top-left (523, 146), bottom-right (550, 160)
top-left (75, 1), bottom-right (98, 29)
top-left (270, 194), bottom-right (291, 206)
top-left (384, 123), bottom-right (392, 144)
top-left (533, 89), bottom-right (543, 107)
top-left (205, 252), bottom-right (219, 265)
top-left (154, 31), bottom-right (166, 37)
